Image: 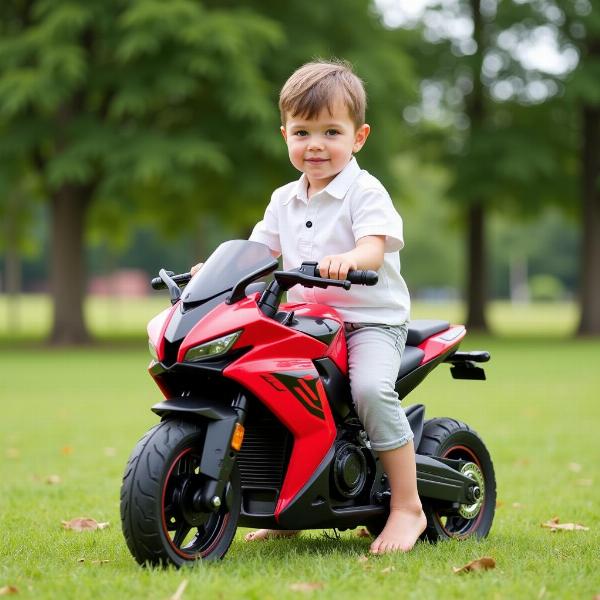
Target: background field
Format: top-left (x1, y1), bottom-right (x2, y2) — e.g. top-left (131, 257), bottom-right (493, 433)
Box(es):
top-left (0, 295), bottom-right (581, 341)
top-left (1, 300), bottom-right (598, 599)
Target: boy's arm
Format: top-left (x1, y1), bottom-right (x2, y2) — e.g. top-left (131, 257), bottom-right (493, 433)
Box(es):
top-left (318, 235), bottom-right (385, 280)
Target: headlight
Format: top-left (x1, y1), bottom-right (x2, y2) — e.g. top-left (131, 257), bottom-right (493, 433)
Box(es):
top-left (148, 340), bottom-right (159, 361)
top-left (184, 331), bottom-right (241, 362)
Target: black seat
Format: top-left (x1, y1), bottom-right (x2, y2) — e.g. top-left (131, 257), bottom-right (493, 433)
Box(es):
top-left (397, 346), bottom-right (425, 379)
top-left (406, 319), bottom-right (450, 346)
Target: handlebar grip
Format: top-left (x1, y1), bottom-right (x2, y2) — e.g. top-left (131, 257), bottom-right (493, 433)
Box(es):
top-left (151, 277), bottom-right (165, 290)
top-left (346, 270), bottom-right (378, 286)
top-left (150, 272), bottom-right (191, 290)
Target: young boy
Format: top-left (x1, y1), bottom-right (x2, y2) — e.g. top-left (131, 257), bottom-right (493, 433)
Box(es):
top-left (193, 60), bottom-right (426, 554)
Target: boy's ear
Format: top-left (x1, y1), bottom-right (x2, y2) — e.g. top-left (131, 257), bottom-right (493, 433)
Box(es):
top-left (353, 123), bottom-right (370, 154)
top-left (280, 126), bottom-right (288, 142)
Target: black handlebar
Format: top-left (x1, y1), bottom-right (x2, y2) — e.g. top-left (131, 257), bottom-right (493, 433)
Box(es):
top-left (150, 271), bottom-right (191, 290)
top-left (150, 262), bottom-right (377, 313)
top-left (150, 264), bottom-right (377, 292)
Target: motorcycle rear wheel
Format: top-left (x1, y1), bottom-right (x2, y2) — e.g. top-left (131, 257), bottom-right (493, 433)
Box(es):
top-left (366, 418), bottom-right (496, 542)
top-left (120, 418), bottom-right (241, 567)
top-left (417, 418), bottom-right (496, 541)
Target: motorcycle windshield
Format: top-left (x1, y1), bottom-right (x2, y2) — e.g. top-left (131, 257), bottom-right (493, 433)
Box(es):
top-left (183, 239), bottom-right (275, 303)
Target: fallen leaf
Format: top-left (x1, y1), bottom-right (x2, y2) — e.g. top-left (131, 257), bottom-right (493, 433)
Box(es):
top-left (169, 579), bottom-right (188, 600)
top-left (357, 555), bottom-right (369, 563)
top-left (495, 500), bottom-right (505, 509)
top-left (356, 528), bottom-right (371, 538)
top-left (577, 479), bottom-right (593, 487)
top-left (568, 462), bottom-right (582, 473)
top-left (381, 566), bottom-right (395, 574)
top-left (60, 446), bottom-right (73, 456)
top-left (45, 475), bottom-right (62, 485)
top-left (62, 518), bottom-right (109, 532)
top-left (453, 557), bottom-right (496, 574)
top-left (0, 586), bottom-right (18, 596)
top-left (104, 447), bottom-right (117, 457)
top-left (77, 558), bottom-right (110, 565)
top-left (289, 582), bottom-right (324, 592)
top-left (512, 502), bottom-right (524, 509)
top-left (513, 457), bottom-right (530, 466)
top-left (6, 448), bottom-right (20, 459)
top-left (541, 517), bottom-right (589, 532)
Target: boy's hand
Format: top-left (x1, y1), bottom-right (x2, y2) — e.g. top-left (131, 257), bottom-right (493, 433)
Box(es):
top-left (190, 262), bottom-right (204, 276)
top-left (318, 254), bottom-right (358, 280)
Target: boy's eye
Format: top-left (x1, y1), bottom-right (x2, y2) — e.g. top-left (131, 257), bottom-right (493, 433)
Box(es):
top-left (294, 130), bottom-right (308, 137)
top-left (326, 129), bottom-right (340, 136)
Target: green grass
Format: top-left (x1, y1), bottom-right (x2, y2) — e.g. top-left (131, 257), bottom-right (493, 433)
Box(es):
top-left (1, 301), bottom-right (599, 599)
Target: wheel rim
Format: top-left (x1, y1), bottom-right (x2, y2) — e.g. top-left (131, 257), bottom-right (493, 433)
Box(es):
top-left (161, 447), bottom-right (229, 559)
top-left (434, 444), bottom-right (487, 538)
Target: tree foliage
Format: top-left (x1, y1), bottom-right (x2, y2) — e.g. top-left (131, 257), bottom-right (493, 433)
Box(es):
top-left (385, 0), bottom-right (582, 330)
top-left (0, 0), bottom-right (283, 342)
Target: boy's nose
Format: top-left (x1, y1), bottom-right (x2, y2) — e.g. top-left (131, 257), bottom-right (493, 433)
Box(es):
top-left (307, 139), bottom-right (324, 151)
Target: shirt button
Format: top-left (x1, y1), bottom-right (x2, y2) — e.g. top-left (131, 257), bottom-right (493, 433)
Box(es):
top-left (306, 221), bottom-right (313, 228)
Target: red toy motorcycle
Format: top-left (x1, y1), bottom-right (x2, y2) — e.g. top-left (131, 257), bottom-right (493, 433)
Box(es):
top-left (120, 240), bottom-right (495, 567)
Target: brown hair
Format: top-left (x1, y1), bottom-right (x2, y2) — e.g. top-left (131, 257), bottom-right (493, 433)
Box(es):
top-left (279, 59), bottom-right (367, 128)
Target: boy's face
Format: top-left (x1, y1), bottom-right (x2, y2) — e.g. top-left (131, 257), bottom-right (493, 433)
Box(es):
top-left (281, 96), bottom-right (370, 192)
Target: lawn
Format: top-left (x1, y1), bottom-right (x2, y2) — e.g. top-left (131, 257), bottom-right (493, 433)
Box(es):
top-left (1, 298), bottom-right (599, 599)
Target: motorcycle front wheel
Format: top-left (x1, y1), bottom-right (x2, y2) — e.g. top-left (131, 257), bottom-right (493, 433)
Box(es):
top-left (120, 419), bottom-right (241, 567)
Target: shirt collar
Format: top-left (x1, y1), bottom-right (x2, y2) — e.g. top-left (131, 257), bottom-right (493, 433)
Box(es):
top-left (284, 157), bottom-right (362, 204)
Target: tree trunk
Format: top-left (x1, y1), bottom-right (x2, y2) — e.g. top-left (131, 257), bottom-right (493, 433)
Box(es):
top-left (465, 0), bottom-right (489, 332)
top-left (577, 104), bottom-right (600, 335)
top-left (5, 246), bottom-right (22, 335)
top-left (465, 203), bottom-right (488, 331)
top-left (49, 185), bottom-right (92, 345)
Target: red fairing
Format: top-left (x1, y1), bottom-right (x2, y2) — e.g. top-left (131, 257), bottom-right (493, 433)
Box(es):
top-left (418, 325), bottom-right (466, 364)
top-left (148, 304), bottom-right (178, 363)
top-left (179, 296), bottom-right (339, 520)
top-left (282, 302), bottom-right (349, 374)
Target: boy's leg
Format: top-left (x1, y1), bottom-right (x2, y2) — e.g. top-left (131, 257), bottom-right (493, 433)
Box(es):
top-left (370, 441), bottom-right (427, 554)
top-left (345, 324), bottom-right (426, 554)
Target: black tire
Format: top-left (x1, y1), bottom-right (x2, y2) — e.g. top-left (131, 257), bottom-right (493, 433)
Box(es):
top-left (418, 418), bottom-right (496, 541)
top-left (120, 419), bottom-right (241, 567)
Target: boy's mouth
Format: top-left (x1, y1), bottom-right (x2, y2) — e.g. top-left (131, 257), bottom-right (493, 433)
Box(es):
top-left (305, 158), bottom-right (329, 163)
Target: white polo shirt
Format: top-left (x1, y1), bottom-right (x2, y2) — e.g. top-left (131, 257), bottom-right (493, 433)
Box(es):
top-left (249, 157), bottom-right (410, 325)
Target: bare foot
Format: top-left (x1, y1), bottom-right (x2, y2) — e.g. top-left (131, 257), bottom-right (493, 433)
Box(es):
top-left (244, 529), bottom-right (301, 542)
top-left (369, 507), bottom-right (427, 554)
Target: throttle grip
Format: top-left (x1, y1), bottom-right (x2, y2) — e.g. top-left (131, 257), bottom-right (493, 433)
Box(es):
top-left (346, 270), bottom-right (378, 286)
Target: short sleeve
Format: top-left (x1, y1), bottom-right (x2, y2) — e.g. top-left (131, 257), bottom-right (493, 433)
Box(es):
top-left (351, 187), bottom-right (404, 252)
top-left (248, 192), bottom-right (281, 255)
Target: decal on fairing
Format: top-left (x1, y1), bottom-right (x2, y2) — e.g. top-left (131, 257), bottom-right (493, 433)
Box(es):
top-left (263, 373), bottom-right (325, 420)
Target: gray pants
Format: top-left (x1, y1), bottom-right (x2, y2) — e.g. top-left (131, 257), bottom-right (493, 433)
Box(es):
top-left (345, 322), bottom-right (413, 452)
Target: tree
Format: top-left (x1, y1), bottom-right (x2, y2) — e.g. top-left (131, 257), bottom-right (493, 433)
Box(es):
top-left (0, 0), bottom-right (281, 343)
top-left (553, 0), bottom-right (600, 335)
top-left (381, 0), bottom-right (577, 331)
